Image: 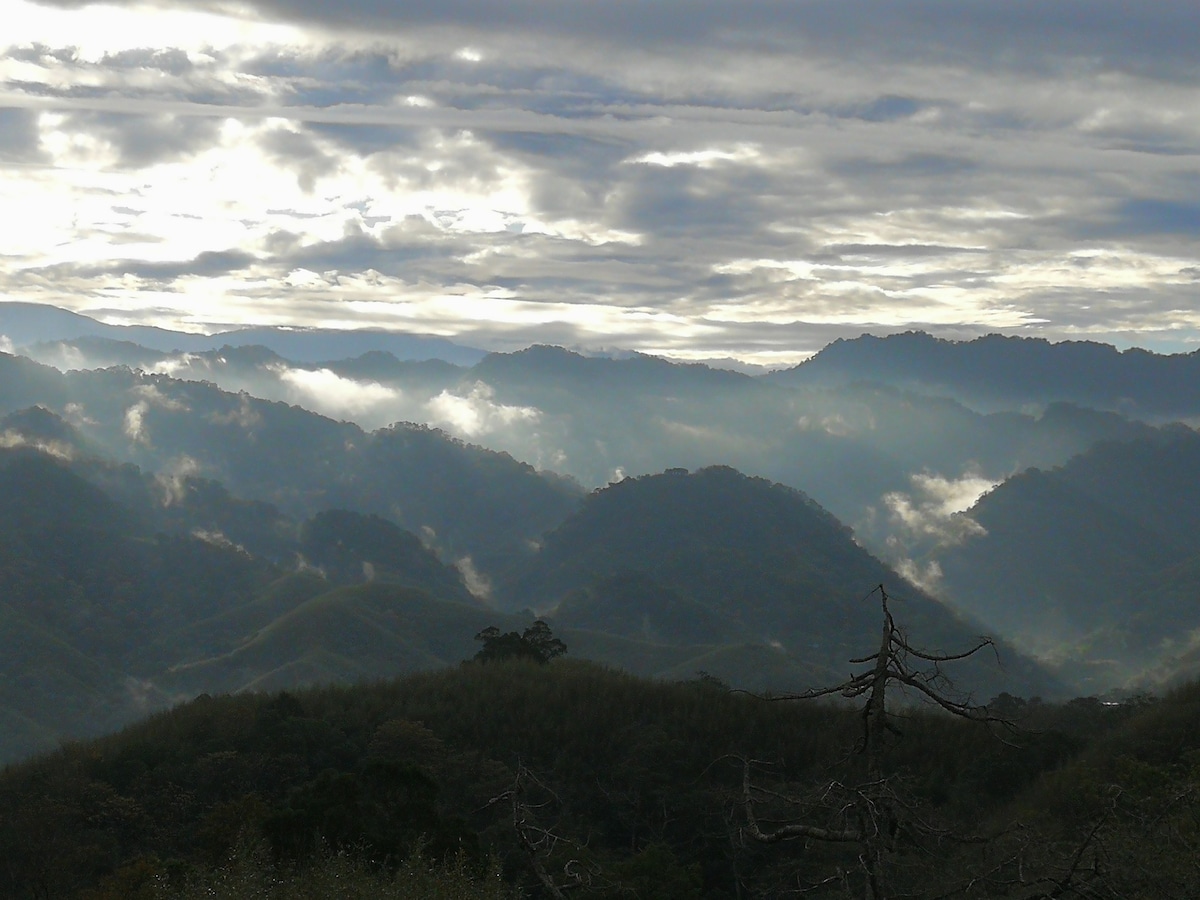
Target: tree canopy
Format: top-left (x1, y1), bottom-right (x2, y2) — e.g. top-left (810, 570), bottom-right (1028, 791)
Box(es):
top-left (474, 620), bottom-right (567, 665)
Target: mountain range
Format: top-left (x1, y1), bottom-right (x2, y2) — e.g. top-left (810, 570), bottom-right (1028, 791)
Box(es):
top-left (4, 301), bottom-right (1200, 761)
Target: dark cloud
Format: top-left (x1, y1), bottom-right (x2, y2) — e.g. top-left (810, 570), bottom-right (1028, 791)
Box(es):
top-left (6, 43), bottom-right (79, 65)
top-left (267, 220), bottom-right (472, 276)
top-left (848, 95), bottom-right (923, 123)
top-left (306, 122), bottom-right (420, 155)
top-left (828, 153), bottom-right (980, 181)
top-left (485, 131), bottom-right (632, 218)
top-left (62, 111), bottom-right (222, 167)
top-left (100, 47), bottom-right (193, 75)
top-left (612, 164), bottom-right (773, 237)
top-left (29, 0), bottom-right (1196, 79)
top-left (0, 108), bottom-right (45, 162)
top-left (31, 250), bottom-right (257, 283)
top-left (259, 126), bottom-right (340, 191)
top-left (822, 244), bottom-right (987, 260)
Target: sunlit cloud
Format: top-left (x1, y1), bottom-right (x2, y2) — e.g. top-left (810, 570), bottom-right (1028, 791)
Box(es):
top-left (425, 381), bottom-right (540, 438)
top-left (3, 0), bottom-right (1200, 361)
top-left (882, 470), bottom-right (996, 547)
top-left (274, 365), bottom-right (404, 420)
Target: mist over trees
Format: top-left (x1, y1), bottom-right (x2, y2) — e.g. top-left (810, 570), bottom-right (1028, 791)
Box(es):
top-left (4, 307), bottom-right (1200, 895)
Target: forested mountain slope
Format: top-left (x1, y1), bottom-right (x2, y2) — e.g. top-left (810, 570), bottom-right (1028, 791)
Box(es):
top-left (0, 439), bottom-right (495, 760)
top-left (929, 426), bottom-right (1200, 688)
top-left (506, 466), bottom-right (1058, 699)
top-left (0, 355), bottom-right (583, 577)
top-left (769, 330), bottom-right (1200, 418)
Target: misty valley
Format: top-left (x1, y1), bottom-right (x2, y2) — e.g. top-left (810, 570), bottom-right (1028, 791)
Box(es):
top-left (3, 305), bottom-right (1200, 897)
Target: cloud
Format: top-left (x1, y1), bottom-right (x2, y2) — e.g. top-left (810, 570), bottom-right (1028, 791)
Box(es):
top-left (0, 108), bottom-right (46, 163)
top-left (882, 471), bottom-right (997, 545)
top-left (425, 380), bottom-right (540, 438)
top-left (37, 1), bottom-right (1193, 80)
top-left (155, 454), bottom-right (200, 505)
top-left (1098, 199), bottom-right (1200, 238)
top-left (134, 382), bottom-right (188, 410)
top-left (0, 429), bottom-right (74, 459)
top-left (122, 383), bottom-right (187, 444)
top-left (875, 471), bottom-right (998, 594)
top-left (5, 0), bottom-right (1200, 362)
top-left (191, 527), bottom-right (248, 554)
top-left (895, 558), bottom-right (944, 595)
top-left (206, 394), bottom-right (263, 428)
top-left (274, 365), bottom-right (404, 421)
top-left (123, 401), bottom-right (149, 443)
top-left (455, 555), bottom-right (491, 599)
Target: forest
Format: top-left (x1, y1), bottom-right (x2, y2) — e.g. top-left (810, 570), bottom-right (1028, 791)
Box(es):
top-left (1, 622), bottom-right (1196, 899)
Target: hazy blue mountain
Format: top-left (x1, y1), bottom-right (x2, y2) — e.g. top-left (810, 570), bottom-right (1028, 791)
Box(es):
top-left (0, 356), bottom-right (583, 575)
top-left (9, 336), bottom-right (1156, 574)
top-left (768, 331), bottom-right (1200, 419)
top-left (1, 300), bottom-right (485, 365)
top-left (5, 326), bottom-right (1197, 707)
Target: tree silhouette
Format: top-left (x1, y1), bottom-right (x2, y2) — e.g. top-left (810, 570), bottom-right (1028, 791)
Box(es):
top-left (740, 584), bottom-right (1005, 899)
top-left (474, 620), bottom-right (567, 665)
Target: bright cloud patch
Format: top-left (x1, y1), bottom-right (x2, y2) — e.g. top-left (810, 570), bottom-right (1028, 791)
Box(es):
top-left (630, 145), bottom-right (761, 168)
top-left (275, 366), bottom-right (403, 419)
top-left (425, 381), bottom-right (540, 439)
top-left (156, 455), bottom-right (201, 506)
top-left (877, 470), bottom-right (999, 594)
top-left (907, 472), bottom-right (1000, 519)
top-left (123, 402), bottom-right (149, 444)
top-left (883, 471), bottom-right (997, 543)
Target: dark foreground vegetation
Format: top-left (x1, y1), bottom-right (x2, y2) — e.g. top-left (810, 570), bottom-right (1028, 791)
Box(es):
top-left (2, 652), bottom-right (1198, 899)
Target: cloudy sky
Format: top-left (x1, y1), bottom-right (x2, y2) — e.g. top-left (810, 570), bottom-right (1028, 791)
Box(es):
top-left (2, 1), bottom-right (1199, 366)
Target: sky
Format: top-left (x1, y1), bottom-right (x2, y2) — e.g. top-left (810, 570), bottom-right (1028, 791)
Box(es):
top-left (2, 1), bottom-right (1199, 367)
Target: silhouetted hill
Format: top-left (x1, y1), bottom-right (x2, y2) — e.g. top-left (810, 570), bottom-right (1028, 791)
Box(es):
top-left (505, 466), bottom-right (1060, 698)
top-left (930, 426), bottom-right (1200, 687)
top-left (0, 404), bottom-right (88, 450)
top-left (769, 331), bottom-right (1200, 418)
top-left (0, 658), bottom-right (1188, 899)
top-left (0, 300), bottom-right (486, 364)
top-left (552, 571), bottom-right (739, 644)
top-left (299, 509), bottom-right (477, 604)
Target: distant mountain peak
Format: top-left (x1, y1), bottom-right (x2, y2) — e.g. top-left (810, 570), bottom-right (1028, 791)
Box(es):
top-left (768, 330), bottom-right (1200, 417)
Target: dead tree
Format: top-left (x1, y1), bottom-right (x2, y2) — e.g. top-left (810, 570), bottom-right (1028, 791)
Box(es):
top-left (741, 584), bottom-right (1004, 899)
top-left (485, 763), bottom-right (594, 898)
